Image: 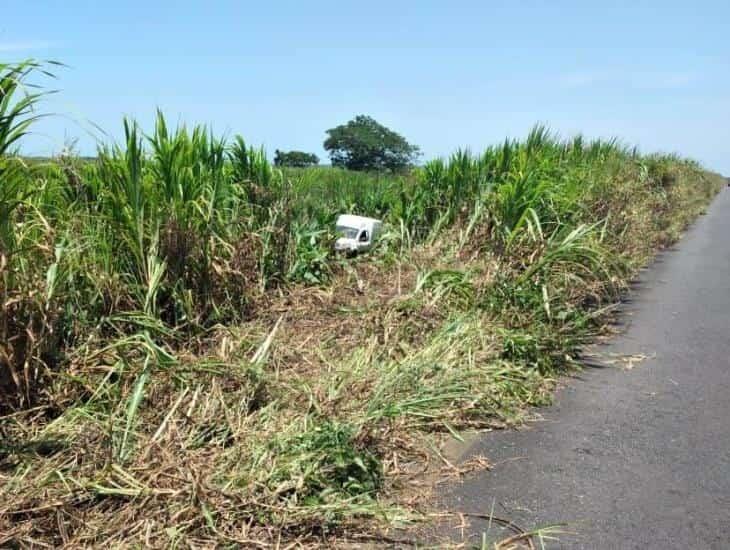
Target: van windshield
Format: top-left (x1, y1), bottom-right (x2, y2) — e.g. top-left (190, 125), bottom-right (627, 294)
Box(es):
top-left (336, 225), bottom-right (359, 239)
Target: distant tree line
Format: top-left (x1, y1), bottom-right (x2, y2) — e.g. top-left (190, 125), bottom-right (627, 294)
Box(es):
top-left (276, 115), bottom-right (420, 172)
top-left (273, 149), bottom-right (319, 168)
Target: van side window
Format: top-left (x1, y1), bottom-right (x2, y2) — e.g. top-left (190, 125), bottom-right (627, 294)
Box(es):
top-left (359, 230), bottom-right (369, 242)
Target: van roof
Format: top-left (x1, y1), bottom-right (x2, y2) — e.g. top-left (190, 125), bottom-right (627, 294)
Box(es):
top-left (335, 214), bottom-right (382, 228)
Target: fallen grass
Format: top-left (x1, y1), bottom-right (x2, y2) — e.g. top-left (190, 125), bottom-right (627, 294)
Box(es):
top-left (0, 60), bottom-right (726, 547)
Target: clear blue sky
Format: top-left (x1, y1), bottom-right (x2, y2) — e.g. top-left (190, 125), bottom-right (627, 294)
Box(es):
top-left (4, 0), bottom-right (730, 173)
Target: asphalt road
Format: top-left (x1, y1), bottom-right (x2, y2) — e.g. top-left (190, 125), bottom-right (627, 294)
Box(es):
top-left (443, 188), bottom-right (730, 549)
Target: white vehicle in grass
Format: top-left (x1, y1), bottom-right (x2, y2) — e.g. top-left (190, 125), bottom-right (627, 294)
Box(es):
top-left (334, 214), bottom-right (383, 254)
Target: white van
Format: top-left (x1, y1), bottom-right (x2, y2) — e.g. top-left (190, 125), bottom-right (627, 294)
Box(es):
top-left (334, 214), bottom-right (383, 254)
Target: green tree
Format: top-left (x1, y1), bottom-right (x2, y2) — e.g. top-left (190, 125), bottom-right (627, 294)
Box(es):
top-left (323, 115), bottom-right (420, 171)
top-left (273, 149), bottom-right (319, 168)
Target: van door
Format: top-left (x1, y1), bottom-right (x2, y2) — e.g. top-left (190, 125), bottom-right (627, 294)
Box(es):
top-left (357, 229), bottom-right (370, 250)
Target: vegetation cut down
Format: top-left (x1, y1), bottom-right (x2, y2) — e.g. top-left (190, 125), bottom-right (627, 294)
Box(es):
top-left (0, 60), bottom-right (725, 547)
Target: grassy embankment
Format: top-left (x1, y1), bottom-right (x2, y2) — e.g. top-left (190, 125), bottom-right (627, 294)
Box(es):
top-left (1, 60), bottom-right (725, 546)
